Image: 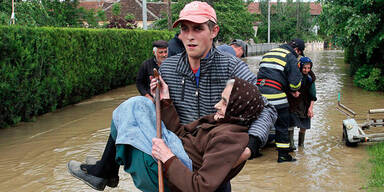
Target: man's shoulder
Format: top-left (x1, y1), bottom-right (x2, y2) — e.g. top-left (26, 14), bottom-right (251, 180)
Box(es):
top-left (213, 50), bottom-right (244, 68)
top-left (162, 55), bottom-right (181, 66)
top-left (213, 48), bottom-right (239, 61)
top-left (159, 55), bottom-right (182, 75)
top-left (142, 57), bottom-right (155, 65)
top-left (216, 44), bottom-right (231, 50)
top-left (216, 45), bottom-right (236, 57)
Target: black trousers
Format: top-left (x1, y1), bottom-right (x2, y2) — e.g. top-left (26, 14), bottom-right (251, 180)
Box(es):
top-left (84, 135), bottom-right (119, 178)
top-left (275, 107), bottom-right (290, 148)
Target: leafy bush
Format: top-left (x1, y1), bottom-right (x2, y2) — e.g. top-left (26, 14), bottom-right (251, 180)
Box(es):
top-left (318, 0), bottom-right (384, 92)
top-left (353, 65), bottom-right (384, 91)
top-left (0, 25), bottom-right (173, 128)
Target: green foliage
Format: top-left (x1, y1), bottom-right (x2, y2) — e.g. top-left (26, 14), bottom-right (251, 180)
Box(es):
top-left (77, 7), bottom-right (98, 28)
top-left (0, 0), bottom-right (107, 28)
top-left (13, 0), bottom-right (81, 27)
top-left (257, 0), bottom-right (314, 42)
top-left (353, 65), bottom-right (384, 91)
top-left (214, 0), bottom-right (256, 42)
top-left (0, 26), bottom-right (173, 128)
top-left (97, 10), bottom-right (106, 22)
top-left (153, 0), bottom-right (256, 42)
top-left (125, 13), bottom-right (135, 21)
top-left (318, 0), bottom-right (384, 91)
top-left (112, 3), bottom-right (121, 17)
top-left (0, 0), bottom-right (11, 25)
top-left (367, 143), bottom-right (384, 190)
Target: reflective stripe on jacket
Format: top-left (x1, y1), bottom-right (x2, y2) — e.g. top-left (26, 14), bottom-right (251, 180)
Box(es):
top-left (257, 44), bottom-right (302, 109)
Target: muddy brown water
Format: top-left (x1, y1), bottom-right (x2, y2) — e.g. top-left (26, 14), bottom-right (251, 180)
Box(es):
top-left (0, 50), bottom-right (383, 192)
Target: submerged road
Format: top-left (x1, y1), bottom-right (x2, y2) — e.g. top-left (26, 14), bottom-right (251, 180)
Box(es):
top-left (0, 50), bottom-right (383, 191)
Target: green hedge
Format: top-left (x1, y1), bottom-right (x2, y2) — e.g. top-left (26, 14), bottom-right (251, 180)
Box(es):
top-left (0, 25), bottom-right (173, 128)
top-left (345, 46), bottom-right (384, 92)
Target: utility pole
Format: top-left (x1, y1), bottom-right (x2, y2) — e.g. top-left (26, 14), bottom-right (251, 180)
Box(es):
top-left (296, 0), bottom-right (299, 33)
top-left (142, 0), bottom-right (147, 30)
top-left (10, 0), bottom-right (15, 25)
top-left (267, 0), bottom-right (270, 43)
top-left (167, 0), bottom-right (172, 31)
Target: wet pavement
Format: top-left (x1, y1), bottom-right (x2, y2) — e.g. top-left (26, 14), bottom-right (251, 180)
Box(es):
top-left (0, 50), bottom-right (383, 191)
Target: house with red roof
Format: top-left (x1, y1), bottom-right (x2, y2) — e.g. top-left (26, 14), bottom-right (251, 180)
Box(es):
top-left (78, 0), bottom-right (169, 28)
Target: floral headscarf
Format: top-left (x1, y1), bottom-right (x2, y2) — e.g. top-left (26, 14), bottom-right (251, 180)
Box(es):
top-left (222, 77), bottom-right (264, 125)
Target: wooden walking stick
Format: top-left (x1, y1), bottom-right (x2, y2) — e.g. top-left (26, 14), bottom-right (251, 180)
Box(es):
top-left (153, 68), bottom-right (164, 192)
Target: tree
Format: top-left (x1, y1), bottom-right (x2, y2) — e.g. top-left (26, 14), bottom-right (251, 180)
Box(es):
top-left (0, 0), bottom-right (111, 28)
top-left (153, 0), bottom-right (256, 43)
top-left (257, 0), bottom-right (313, 43)
top-left (318, 0), bottom-right (384, 91)
top-left (0, 0), bottom-right (82, 27)
top-left (0, 0), bottom-right (11, 25)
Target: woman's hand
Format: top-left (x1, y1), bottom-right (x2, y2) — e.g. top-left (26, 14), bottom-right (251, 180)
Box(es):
top-left (307, 101), bottom-right (315, 118)
top-left (307, 106), bottom-right (314, 118)
top-left (150, 75), bottom-right (170, 100)
top-left (232, 147), bottom-right (251, 168)
top-left (152, 138), bottom-right (175, 163)
top-left (291, 91), bottom-right (300, 98)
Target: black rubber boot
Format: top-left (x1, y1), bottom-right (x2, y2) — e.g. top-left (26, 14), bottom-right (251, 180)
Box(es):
top-left (277, 149), bottom-right (296, 163)
top-left (80, 135), bottom-right (120, 186)
top-left (298, 132), bottom-right (305, 147)
top-left (288, 129), bottom-right (296, 152)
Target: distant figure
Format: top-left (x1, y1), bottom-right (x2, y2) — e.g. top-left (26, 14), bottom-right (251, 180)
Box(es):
top-left (287, 56), bottom-right (317, 148)
top-left (136, 40), bottom-right (168, 102)
top-left (167, 33), bottom-right (185, 57)
top-left (217, 39), bottom-right (247, 58)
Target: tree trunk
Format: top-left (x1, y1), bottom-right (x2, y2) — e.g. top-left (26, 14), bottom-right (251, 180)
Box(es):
top-left (296, 0), bottom-right (300, 33)
top-left (167, 0), bottom-right (172, 31)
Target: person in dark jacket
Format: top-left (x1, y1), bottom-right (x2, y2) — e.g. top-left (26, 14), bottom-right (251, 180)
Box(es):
top-left (167, 33), bottom-right (185, 57)
top-left (256, 38), bottom-right (305, 163)
top-left (136, 40), bottom-right (168, 102)
top-left (287, 57), bottom-right (317, 148)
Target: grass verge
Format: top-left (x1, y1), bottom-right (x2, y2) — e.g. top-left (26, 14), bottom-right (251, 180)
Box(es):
top-left (366, 142), bottom-right (384, 191)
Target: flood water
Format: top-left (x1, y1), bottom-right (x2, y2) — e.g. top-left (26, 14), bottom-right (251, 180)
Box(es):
top-left (0, 50), bottom-right (383, 191)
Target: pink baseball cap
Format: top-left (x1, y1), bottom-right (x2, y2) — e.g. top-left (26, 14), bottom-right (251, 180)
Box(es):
top-left (172, 1), bottom-right (217, 28)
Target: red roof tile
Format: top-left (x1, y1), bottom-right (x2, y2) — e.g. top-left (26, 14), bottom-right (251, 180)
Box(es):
top-left (310, 2), bottom-right (322, 15)
top-left (78, 1), bottom-right (103, 10)
top-left (248, 2), bottom-right (322, 16)
top-left (102, 0), bottom-right (168, 21)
